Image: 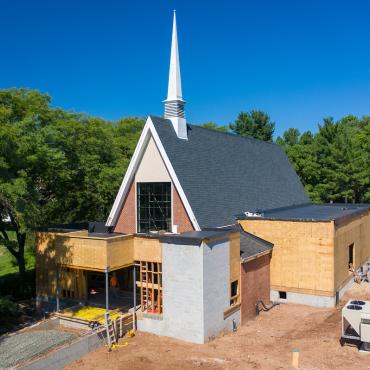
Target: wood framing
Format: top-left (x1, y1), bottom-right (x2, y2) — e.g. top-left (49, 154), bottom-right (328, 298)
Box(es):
top-left (138, 261), bottom-right (163, 314)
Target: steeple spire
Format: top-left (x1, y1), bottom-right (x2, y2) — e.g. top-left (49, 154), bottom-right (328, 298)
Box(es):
top-left (167, 10), bottom-right (183, 102)
top-left (164, 10), bottom-right (187, 139)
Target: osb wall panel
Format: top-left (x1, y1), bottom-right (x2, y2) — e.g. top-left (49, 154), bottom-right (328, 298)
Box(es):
top-left (240, 253), bottom-right (271, 322)
top-left (334, 211), bottom-right (370, 291)
top-left (229, 233), bottom-right (241, 283)
top-left (55, 235), bottom-right (109, 270)
top-left (37, 232), bottom-right (88, 299)
top-left (56, 234), bottom-right (137, 271)
top-left (239, 219), bottom-right (335, 295)
top-left (37, 232), bottom-right (167, 298)
top-left (36, 232), bottom-right (58, 297)
top-left (134, 237), bottom-right (162, 262)
top-left (107, 236), bottom-right (134, 269)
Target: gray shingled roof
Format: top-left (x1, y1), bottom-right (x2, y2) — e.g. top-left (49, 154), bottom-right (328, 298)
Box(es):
top-left (151, 116), bottom-right (310, 228)
top-left (240, 229), bottom-right (273, 260)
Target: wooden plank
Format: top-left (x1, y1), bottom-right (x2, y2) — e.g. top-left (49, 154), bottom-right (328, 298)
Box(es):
top-left (140, 262), bottom-right (143, 312)
top-left (136, 281), bottom-right (162, 290)
top-left (145, 261), bottom-right (148, 311)
top-left (151, 262), bottom-right (154, 311)
top-left (110, 263), bottom-right (134, 271)
top-left (224, 302), bottom-right (241, 319)
top-left (158, 263), bottom-right (161, 313)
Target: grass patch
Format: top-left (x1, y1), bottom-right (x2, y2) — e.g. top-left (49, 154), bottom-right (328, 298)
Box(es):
top-left (0, 232), bottom-right (35, 277)
top-left (0, 231), bottom-right (36, 300)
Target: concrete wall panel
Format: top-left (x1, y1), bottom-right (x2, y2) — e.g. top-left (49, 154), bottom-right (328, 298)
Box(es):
top-left (137, 238), bottom-right (240, 343)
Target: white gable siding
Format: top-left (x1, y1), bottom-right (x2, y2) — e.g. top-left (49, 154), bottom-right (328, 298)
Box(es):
top-left (135, 136), bottom-right (171, 183)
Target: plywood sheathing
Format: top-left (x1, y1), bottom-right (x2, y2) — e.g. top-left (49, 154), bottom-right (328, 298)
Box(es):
top-left (36, 232), bottom-right (58, 297)
top-left (334, 211), bottom-right (370, 291)
top-left (239, 211), bottom-right (370, 298)
top-left (133, 237), bottom-right (162, 262)
top-left (54, 233), bottom-right (134, 271)
top-left (239, 219), bottom-right (335, 296)
top-left (229, 232), bottom-right (240, 284)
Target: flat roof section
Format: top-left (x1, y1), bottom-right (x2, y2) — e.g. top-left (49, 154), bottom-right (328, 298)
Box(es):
top-left (36, 221), bottom-right (116, 235)
top-left (236, 203), bottom-right (370, 226)
top-left (159, 229), bottom-right (237, 246)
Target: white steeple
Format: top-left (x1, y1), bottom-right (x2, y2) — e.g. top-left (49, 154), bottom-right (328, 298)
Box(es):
top-left (167, 10), bottom-right (183, 101)
top-left (164, 10), bottom-right (187, 140)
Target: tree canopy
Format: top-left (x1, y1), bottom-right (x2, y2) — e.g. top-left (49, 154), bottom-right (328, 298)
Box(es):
top-left (0, 88), bottom-right (144, 275)
top-left (229, 110), bottom-right (275, 142)
top-left (199, 122), bottom-right (229, 133)
top-left (276, 115), bottom-right (370, 203)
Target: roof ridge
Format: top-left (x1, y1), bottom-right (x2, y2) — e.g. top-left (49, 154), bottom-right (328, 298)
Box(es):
top-left (149, 115), bottom-right (280, 148)
top-left (189, 123), bottom-right (281, 147)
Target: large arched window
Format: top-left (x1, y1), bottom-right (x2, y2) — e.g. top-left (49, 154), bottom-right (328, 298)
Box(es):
top-left (137, 182), bottom-right (171, 233)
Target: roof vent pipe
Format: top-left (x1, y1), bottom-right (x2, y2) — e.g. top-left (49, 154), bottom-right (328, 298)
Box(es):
top-left (244, 211), bottom-right (263, 218)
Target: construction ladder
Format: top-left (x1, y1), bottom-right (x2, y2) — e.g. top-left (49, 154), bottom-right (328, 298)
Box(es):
top-left (105, 312), bottom-right (117, 350)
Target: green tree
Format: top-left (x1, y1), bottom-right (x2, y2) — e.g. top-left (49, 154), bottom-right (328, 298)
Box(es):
top-left (0, 88), bottom-right (144, 276)
top-left (199, 122), bottom-right (229, 133)
top-left (230, 110), bottom-right (275, 142)
top-left (277, 115), bottom-right (370, 203)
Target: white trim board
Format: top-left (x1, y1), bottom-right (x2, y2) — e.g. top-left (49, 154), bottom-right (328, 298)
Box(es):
top-left (106, 116), bottom-right (200, 231)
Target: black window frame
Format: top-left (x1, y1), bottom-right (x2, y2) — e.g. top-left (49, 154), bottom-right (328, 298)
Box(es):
top-left (348, 243), bottom-right (354, 269)
top-left (137, 182), bottom-right (172, 233)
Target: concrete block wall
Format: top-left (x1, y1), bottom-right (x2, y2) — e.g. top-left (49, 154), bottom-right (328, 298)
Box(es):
top-left (203, 239), bottom-right (240, 339)
top-left (137, 239), bottom-right (240, 343)
top-left (137, 242), bottom-right (204, 343)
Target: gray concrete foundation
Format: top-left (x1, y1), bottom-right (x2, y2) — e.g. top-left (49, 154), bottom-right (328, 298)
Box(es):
top-left (271, 276), bottom-right (355, 308)
top-left (271, 289), bottom-right (336, 308)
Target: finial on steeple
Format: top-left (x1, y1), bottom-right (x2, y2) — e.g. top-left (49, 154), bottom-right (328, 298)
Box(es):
top-left (164, 11), bottom-right (187, 139)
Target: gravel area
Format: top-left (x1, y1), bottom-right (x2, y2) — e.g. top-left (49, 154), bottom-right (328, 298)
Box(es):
top-left (0, 329), bottom-right (76, 369)
top-left (66, 282), bottom-right (370, 370)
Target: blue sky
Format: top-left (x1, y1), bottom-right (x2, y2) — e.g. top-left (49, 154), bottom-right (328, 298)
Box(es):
top-left (1, 0), bottom-right (370, 137)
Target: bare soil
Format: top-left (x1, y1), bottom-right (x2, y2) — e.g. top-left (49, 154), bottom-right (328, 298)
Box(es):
top-left (65, 283), bottom-right (370, 370)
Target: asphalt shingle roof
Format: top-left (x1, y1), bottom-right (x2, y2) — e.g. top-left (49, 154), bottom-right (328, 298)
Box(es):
top-left (239, 229), bottom-right (273, 260)
top-left (151, 116), bottom-right (310, 228)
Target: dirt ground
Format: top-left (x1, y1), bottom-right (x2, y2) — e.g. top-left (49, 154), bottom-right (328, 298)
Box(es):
top-left (65, 283), bottom-right (370, 370)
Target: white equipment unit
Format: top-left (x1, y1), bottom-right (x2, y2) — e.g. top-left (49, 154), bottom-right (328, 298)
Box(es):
top-left (341, 299), bottom-right (370, 351)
